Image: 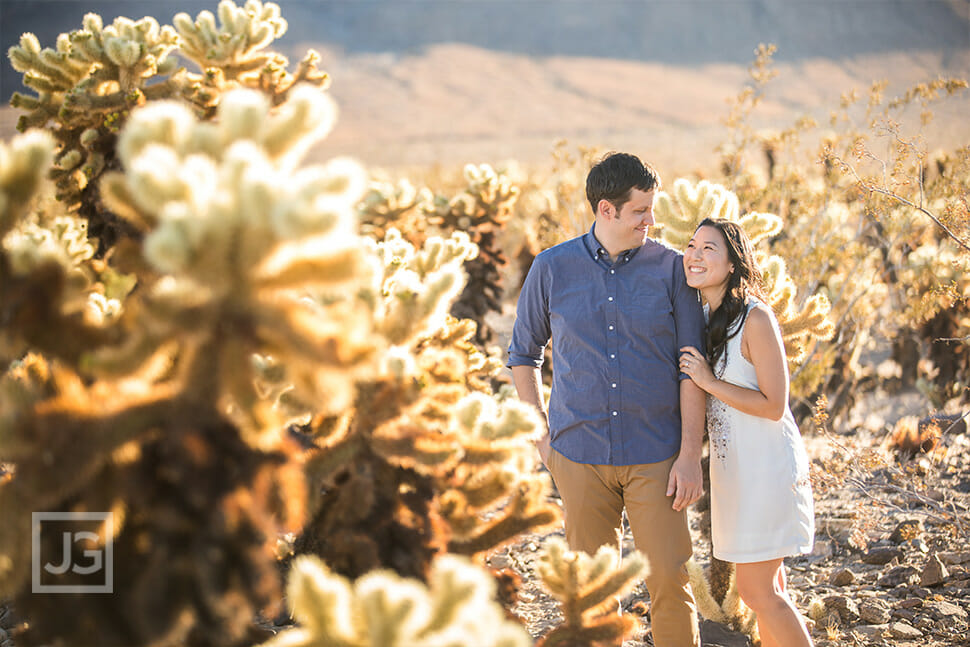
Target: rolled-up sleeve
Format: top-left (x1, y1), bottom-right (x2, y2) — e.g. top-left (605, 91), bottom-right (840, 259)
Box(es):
top-left (670, 258), bottom-right (706, 380)
top-left (507, 255), bottom-right (551, 368)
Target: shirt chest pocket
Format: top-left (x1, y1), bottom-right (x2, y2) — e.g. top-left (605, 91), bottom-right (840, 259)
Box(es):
top-left (621, 288), bottom-right (674, 336)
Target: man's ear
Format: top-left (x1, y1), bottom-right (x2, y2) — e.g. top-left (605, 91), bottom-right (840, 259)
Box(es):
top-left (597, 199), bottom-right (614, 219)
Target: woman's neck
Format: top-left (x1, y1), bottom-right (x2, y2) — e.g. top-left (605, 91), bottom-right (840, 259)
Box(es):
top-left (701, 285), bottom-right (728, 312)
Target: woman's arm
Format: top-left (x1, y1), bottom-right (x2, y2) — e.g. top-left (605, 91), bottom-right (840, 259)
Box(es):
top-left (679, 307), bottom-right (789, 421)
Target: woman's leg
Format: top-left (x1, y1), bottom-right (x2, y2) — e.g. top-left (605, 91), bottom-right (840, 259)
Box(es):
top-left (735, 559), bottom-right (812, 647)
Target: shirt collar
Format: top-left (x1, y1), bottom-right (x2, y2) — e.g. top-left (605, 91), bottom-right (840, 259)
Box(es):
top-left (582, 222), bottom-right (645, 264)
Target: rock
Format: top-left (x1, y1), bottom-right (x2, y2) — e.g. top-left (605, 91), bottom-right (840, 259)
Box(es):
top-left (698, 619), bottom-right (753, 647)
top-left (920, 553), bottom-right (950, 587)
top-left (876, 565), bottom-right (919, 588)
top-left (939, 551), bottom-right (970, 565)
top-left (806, 539), bottom-right (834, 561)
top-left (863, 546), bottom-right (904, 565)
top-left (922, 599), bottom-right (969, 621)
top-left (898, 598), bottom-right (924, 609)
top-left (888, 621), bottom-right (924, 639)
top-left (889, 519), bottom-right (924, 543)
top-left (892, 608), bottom-right (917, 621)
top-left (850, 623), bottom-right (888, 639)
top-left (858, 598), bottom-right (892, 624)
top-left (830, 568), bottom-right (855, 587)
top-left (823, 595), bottom-right (860, 623)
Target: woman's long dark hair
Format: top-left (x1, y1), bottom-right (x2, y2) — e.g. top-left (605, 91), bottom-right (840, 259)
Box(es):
top-left (696, 217), bottom-right (766, 373)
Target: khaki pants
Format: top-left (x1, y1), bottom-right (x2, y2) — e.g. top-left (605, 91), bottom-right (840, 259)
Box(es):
top-left (547, 450), bottom-right (700, 647)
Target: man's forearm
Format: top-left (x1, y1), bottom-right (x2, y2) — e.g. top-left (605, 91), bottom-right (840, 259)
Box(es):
top-left (510, 365), bottom-right (547, 421)
top-left (679, 378), bottom-right (705, 460)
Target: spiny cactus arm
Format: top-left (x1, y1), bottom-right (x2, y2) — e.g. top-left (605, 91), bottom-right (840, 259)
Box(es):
top-left (537, 616), bottom-right (637, 647)
top-left (265, 554), bottom-right (532, 647)
top-left (267, 555), bottom-right (361, 646)
top-left (0, 130), bottom-right (55, 237)
top-left (370, 419), bottom-right (461, 475)
top-left (173, 0), bottom-right (287, 78)
top-left (446, 477), bottom-right (560, 555)
top-left (737, 210), bottom-right (783, 245)
top-left (686, 559), bottom-right (729, 623)
top-left (778, 293), bottom-right (836, 341)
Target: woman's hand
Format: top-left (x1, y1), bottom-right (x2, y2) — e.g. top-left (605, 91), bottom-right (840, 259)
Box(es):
top-left (679, 346), bottom-right (717, 392)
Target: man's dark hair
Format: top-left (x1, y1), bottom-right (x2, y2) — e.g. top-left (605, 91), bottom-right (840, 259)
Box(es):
top-left (585, 152), bottom-right (661, 215)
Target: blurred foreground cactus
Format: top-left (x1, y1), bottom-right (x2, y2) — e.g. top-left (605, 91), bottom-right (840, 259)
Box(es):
top-left (1, 6), bottom-right (566, 646)
top-left (263, 554), bottom-right (532, 647)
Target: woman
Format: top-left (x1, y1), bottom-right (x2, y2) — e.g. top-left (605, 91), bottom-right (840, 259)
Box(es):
top-left (679, 217), bottom-right (815, 647)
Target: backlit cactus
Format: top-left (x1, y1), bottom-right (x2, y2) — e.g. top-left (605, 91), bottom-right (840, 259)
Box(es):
top-left (687, 559), bottom-right (759, 642)
top-left (263, 554), bottom-right (532, 647)
top-left (174, 0), bottom-right (328, 109)
top-left (7, 1), bottom-right (328, 254)
top-left (534, 537), bottom-right (648, 647)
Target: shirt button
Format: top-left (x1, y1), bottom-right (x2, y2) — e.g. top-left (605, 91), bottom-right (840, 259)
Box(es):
top-left (608, 297), bottom-right (614, 302)
top-left (611, 383), bottom-right (617, 388)
top-left (612, 411), bottom-right (618, 416)
top-left (610, 354), bottom-right (616, 359)
top-left (608, 325), bottom-right (614, 330)
top-left (610, 269), bottom-right (615, 274)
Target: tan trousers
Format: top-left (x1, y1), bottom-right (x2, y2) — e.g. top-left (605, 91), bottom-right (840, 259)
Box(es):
top-left (547, 450), bottom-right (700, 647)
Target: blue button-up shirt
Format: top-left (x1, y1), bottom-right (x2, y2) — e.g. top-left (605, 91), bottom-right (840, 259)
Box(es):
top-left (508, 225), bottom-right (705, 466)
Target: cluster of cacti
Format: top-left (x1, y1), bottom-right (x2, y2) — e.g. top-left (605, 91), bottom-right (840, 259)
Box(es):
top-left (533, 537), bottom-right (647, 646)
top-left (420, 164), bottom-right (521, 347)
top-left (1, 6), bottom-right (568, 641)
top-left (263, 553), bottom-right (532, 647)
top-left (6, 0), bottom-right (327, 254)
top-left (291, 229), bottom-right (560, 582)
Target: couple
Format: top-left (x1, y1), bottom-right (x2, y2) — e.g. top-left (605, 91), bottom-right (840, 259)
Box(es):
top-left (508, 152), bottom-right (815, 647)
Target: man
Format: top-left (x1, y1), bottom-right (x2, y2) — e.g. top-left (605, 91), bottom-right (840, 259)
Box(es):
top-left (508, 152), bottom-right (706, 646)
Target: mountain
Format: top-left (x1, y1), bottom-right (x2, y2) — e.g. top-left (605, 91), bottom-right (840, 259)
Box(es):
top-left (2, 0), bottom-right (969, 172)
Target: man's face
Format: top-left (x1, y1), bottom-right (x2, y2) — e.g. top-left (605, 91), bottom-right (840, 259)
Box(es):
top-left (607, 188), bottom-right (656, 250)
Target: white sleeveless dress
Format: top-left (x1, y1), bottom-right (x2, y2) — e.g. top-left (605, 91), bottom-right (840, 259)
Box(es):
top-left (707, 299), bottom-right (814, 563)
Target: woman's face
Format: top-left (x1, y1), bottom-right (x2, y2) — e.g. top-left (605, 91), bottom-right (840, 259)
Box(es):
top-left (684, 225), bottom-right (734, 291)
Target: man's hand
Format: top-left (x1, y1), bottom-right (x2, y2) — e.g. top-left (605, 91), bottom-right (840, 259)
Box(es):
top-left (666, 454), bottom-right (703, 511)
top-left (536, 432), bottom-right (552, 467)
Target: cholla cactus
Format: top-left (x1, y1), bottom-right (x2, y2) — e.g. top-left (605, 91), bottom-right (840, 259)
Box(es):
top-left (294, 295), bottom-right (560, 581)
top-left (357, 178), bottom-right (432, 240)
top-left (687, 559), bottom-right (759, 643)
top-left (0, 130), bottom-right (55, 237)
top-left (653, 178), bottom-right (782, 249)
top-left (7, 1), bottom-right (328, 251)
top-left (423, 163), bottom-right (521, 346)
top-left (534, 537), bottom-right (648, 647)
top-left (94, 86), bottom-right (378, 441)
top-left (761, 255), bottom-right (836, 366)
top-left (8, 14), bottom-right (181, 216)
top-left (174, 0), bottom-right (328, 109)
top-left (263, 554), bottom-right (532, 647)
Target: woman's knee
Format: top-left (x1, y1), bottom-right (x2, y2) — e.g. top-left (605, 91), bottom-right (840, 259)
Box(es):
top-left (735, 568), bottom-right (784, 611)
